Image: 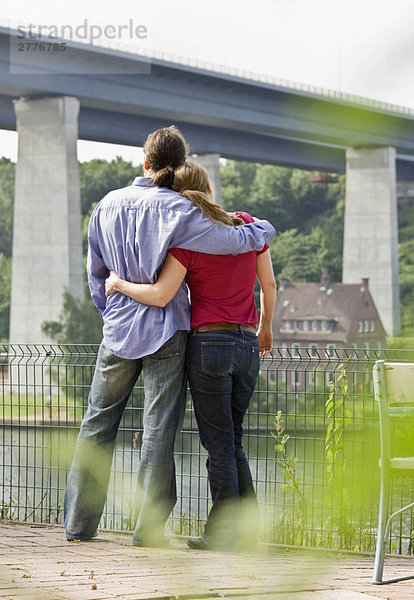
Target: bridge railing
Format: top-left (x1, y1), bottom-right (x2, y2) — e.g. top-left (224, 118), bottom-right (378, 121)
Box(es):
top-left (1, 343), bottom-right (414, 554)
top-left (2, 18), bottom-right (413, 117)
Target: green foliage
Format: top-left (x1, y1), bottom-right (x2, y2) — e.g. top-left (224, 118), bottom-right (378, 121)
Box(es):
top-left (0, 158), bottom-right (14, 340)
top-left (272, 410), bottom-right (308, 545)
top-left (0, 499), bottom-right (16, 520)
top-left (269, 228), bottom-right (325, 282)
top-left (387, 335), bottom-right (414, 349)
top-left (169, 513), bottom-right (204, 537)
top-left (0, 254), bottom-right (11, 341)
top-left (0, 157), bottom-right (14, 257)
top-left (271, 369), bottom-right (357, 550)
top-left (79, 157), bottom-right (141, 216)
top-left (221, 161), bottom-right (345, 284)
top-left (398, 196), bottom-right (414, 243)
top-left (325, 366), bottom-right (351, 487)
top-left (220, 160), bottom-right (257, 211)
top-left (0, 152), bottom-right (413, 343)
top-left (324, 365), bottom-right (357, 549)
top-left (398, 240), bottom-right (414, 332)
top-left (41, 289), bottom-right (102, 344)
top-left (250, 165), bottom-right (298, 229)
top-left (221, 162), bottom-right (344, 237)
top-left (268, 223), bottom-right (342, 283)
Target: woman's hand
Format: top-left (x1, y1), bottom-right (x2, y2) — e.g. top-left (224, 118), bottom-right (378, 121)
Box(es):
top-left (257, 325), bottom-right (273, 358)
top-left (105, 271), bottom-right (120, 297)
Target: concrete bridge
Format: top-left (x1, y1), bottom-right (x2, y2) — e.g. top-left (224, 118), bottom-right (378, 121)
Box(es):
top-left (1, 25), bottom-right (413, 340)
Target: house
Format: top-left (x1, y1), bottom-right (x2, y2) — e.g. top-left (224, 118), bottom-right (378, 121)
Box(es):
top-left (268, 270), bottom-right (387, 390)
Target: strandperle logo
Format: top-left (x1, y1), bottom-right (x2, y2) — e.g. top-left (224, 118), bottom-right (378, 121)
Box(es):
top-left (16, 19), bottom-right (148, 45)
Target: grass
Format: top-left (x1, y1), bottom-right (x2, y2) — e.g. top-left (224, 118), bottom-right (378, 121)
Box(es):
top-left (387, 325), bottom-right (414, 349)
top-left (0, 391), bottom-right (87, 423)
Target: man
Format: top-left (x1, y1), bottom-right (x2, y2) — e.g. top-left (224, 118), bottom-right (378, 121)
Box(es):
top-left (64, 126), bottom-right (275, 547)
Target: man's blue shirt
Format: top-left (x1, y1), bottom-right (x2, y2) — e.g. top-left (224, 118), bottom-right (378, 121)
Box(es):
top-left (87, 177), bottom-right (276, 358)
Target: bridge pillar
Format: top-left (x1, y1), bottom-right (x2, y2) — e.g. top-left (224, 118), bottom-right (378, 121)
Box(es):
top-left (191, 153), bottom-right (221, 204)
top-left (342, 147), bottom-right (401, 336)
top-left (10, 96), bottom-right (84, 345)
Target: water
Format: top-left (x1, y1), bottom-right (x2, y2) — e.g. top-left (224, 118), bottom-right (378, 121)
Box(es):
top-left (0, 424), bottom-right (327, 530)
top-left (2, 422), bottom-right (407, 553)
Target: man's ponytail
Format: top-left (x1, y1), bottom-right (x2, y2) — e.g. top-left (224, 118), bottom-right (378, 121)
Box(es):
top-left (151, 166), bottom-right (175, 188)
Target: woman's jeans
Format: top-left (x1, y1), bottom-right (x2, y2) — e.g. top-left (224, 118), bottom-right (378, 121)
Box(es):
top-left (186, 329), bottom-right (260, 547)
top-left (64, 330), bottom-right (187, 545)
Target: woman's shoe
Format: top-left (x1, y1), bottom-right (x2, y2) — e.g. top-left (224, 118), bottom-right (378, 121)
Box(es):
top-left (187, 536), bottom-right (215, 551)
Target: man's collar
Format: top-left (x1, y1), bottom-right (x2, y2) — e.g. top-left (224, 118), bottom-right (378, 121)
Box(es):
top-left (132, 176), bottom-right (155, 187)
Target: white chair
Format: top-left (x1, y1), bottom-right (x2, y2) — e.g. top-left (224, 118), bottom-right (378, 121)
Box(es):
top-left (372, 360), bottom-right (414, 584)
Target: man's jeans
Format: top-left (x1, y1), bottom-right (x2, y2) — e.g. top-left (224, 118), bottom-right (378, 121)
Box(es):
top-left (186, 329), bottom-right (260, 548)
top-left (64, 330), bottom-right (187, 545)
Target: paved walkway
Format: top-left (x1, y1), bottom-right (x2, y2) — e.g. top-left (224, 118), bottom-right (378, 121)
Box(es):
top-left (0, 522), bottom-right (413, 600)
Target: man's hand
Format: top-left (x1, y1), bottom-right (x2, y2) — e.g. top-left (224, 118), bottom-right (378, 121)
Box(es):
top-left (105, 271), bottom-right (120, 297)
top-left (257, 325), bottom-right (273, 358)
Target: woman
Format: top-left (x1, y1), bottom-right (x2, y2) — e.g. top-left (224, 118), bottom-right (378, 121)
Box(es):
top-left (105, 162), bottom-right (276, 551)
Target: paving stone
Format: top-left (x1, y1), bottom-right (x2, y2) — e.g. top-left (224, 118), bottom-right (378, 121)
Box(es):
top-left (1, 523), bottom-right (414, 600)
top-left (277, 593), bottom-right (383, 600)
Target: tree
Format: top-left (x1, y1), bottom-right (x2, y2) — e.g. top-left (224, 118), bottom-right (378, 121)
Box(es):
top-left (288, 172), bottom-right (344, 234)
top-left (269, 213), bottom-right (343, 284)
top-left (220, 160), bottom-right (257, 213)
top-left (0, 158), bottom-right (14, 341)
top-left (0, 254), bottom-right (11, 342)
top-left (42, 289), bottom-right (103, 344)
top-left (269, 228), bottom-right (327, 282)
top-left (250, 165), bottom-right (297, 229)
top-left (398, 196), bottom-right (414, 243)
top-left (80, 156), bottom-right (141, 215)
top-left (221, 161), bottom-right (344, 237)
top-left (0, 157), bottom-right (14, 257)
top-left (399, 240), bottom-right (414, 332)
top-left (222, 161), bottom-right (345, 284)
top-left (1, 153), bottom-right (413, 343)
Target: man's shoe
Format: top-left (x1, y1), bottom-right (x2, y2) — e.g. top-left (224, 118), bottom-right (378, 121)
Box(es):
top-left (132, 536), bottom-right (170, 549)
top-left (66, 531), bottom-right (98, 542)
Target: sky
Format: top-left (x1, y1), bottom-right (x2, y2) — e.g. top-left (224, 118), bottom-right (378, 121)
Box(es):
top-left (1, 0), bottom-right (413, 163)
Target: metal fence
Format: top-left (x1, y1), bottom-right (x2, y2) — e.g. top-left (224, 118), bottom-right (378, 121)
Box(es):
top-left (1, 343), bottom-right (414, 554)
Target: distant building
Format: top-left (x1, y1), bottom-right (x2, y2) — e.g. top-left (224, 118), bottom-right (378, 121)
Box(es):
top-left (269, 270), bottom-right (387, 390)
